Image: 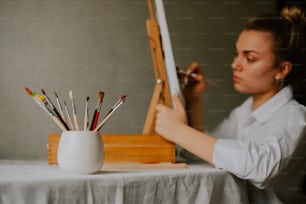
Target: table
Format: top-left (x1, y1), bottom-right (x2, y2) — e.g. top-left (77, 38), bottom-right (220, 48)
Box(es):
top-left (0, 160), bottom-right (249, 204)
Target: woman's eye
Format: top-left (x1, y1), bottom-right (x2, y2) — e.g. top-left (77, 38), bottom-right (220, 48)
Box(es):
top-left (246, 56), bottom-right (255, 63)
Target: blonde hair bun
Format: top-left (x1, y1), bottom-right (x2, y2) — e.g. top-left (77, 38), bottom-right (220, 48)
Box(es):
top-left (281, 6), bottom-right (306, 28)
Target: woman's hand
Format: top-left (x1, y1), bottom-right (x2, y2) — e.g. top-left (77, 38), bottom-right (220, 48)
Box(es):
top-left (181, 62), bottom-right (206, 100)
top-left (155, 93), bottom-right (217, 164)
top-left (155, 94), bottom-right (187, 141)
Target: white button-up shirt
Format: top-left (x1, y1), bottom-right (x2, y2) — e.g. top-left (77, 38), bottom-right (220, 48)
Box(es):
top-left (212, 86), bottom-right (306, 203)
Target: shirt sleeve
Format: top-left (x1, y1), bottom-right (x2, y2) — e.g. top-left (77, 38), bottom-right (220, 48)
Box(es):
top-left (213, 123), bottom-right (306, 189)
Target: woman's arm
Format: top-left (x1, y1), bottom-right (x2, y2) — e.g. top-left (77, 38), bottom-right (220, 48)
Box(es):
top-left (155, 95), bottom-right (217, 163)
top-left (181, 62), bottom-right (207, 132)
top-left (156, 95), bottom-right (306, 187)
top-left (186, 96), bottom-right (205, 132)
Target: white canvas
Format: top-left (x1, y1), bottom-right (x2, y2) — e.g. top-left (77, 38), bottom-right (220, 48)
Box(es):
top-left (154, 0), bottom-right (183, 108)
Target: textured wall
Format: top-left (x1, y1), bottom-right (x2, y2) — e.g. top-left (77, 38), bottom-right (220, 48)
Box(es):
top-left (0, 0), bottom-right (275, 159)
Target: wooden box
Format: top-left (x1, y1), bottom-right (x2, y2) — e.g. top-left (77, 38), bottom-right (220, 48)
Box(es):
top-left (47, 133), bottom-right (176, 164)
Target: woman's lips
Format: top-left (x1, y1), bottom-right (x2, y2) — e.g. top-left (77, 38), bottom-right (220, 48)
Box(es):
top-left (233, 75), bottom-right (242, 82)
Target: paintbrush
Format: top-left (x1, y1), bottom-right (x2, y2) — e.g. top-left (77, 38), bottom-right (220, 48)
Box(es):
top-left (90, 91), bottom-right (105, 130)
top-left (63, 100), bottom-right (74, 130)
top-left (24, 87), bottom-right (53, 116)
top-left (84, 96), bottom-right (90, 130)
top-left (54, 90), bottom-right (67, 123)
top-left (176, 67), bottom-right (219, 87)
top-left (41, 89), bottom-right (69, 130)
top-left (94, 95), bottom-right (127, 132)
top-left (69, 90), bottom-right (79, 130)
top-left (24, 87), bottom-right (67, 131)
top-left (39, 95), bottom-right (67, 131)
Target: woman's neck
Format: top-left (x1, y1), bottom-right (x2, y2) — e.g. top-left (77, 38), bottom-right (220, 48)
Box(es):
top-left (252, 88), bottom-right (279, 110)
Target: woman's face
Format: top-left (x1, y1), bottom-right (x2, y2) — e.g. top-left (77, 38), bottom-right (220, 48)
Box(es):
top-left (231, 30), bottom-right (279, 96)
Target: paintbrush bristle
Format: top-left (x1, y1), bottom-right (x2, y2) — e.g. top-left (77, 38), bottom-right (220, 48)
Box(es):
top-left (69, 90), bottom-right (73, 100)
top-left (121, 95), bottom-right (127, 101)
top-left (41, 89), bottom-right (46, 95)
top-left (54, 90), bottom-right (59, 98)
top-left (39, 95), bottom-right (46, 101)
top-left (98, 91), bottom-right (104, 103)
top-left (24, 87), bottom-right (32, 96)
top-left (86, 96), bottom-right (90, 101)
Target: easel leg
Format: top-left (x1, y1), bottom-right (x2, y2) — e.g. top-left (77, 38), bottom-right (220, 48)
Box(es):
top-left (143, 80), bottom-right (164, 134)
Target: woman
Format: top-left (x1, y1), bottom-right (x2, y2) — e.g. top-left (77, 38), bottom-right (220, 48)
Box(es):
top-left (155, 6), bottom-right (306, 203)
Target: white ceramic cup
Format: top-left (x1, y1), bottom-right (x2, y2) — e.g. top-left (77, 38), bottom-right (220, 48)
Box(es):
top-left (57, 131), bottom-right (104, 174)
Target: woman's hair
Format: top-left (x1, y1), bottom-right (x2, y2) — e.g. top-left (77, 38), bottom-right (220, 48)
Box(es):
top-left (243, 7), bottom-right (306, 106)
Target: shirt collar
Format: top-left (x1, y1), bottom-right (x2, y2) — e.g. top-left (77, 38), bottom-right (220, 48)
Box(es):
top-left (251, 86), bottom-right (293, 124)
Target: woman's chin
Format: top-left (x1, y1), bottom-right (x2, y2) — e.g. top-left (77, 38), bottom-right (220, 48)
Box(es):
top-left (233, 84), bottom-right (250, 94)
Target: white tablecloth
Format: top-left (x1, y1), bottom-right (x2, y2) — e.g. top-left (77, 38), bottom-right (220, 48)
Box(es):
top-left (0, 160), bottom-right (248, 204)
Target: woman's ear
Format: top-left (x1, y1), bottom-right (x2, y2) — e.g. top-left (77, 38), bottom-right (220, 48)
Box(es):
top-left (275, 61), bottom-right (292, 79)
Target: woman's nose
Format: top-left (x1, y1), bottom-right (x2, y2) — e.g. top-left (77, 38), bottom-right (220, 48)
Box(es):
top-left (231, 57), bottom-right (242, 71)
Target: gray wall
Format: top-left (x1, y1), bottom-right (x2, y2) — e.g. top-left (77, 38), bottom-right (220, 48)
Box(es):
top-left (0, 0), bottom-right (276, 159)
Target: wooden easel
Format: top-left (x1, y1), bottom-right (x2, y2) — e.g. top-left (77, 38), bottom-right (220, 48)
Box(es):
top-left (142, 0), bottom-right (172, 134)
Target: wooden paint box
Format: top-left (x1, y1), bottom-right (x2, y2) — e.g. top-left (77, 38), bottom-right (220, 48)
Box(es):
top-left (47, 133), bottom-right (176, 164)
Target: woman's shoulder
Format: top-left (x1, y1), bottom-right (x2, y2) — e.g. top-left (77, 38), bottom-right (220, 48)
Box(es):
top-left (281, 99), bottom-right (306, 125)
top-left (287, 99), bottom-right (306, 114)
